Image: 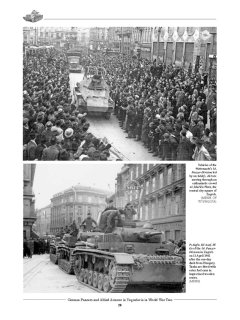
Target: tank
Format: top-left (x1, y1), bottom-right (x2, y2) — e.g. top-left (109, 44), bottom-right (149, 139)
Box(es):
top-left (57, 233), bottom-right (78, 274)
top-left (49, 236), bottom-right (62, 264)
top-left (79, 66), bottom-right (114, 119)
top-left (72, 218), bottom-right (185, 293)
top-left (23, 11), bottom-right (43, 22)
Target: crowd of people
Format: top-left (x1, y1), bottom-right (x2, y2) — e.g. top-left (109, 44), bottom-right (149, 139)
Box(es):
top-left (23, 48), bottom-right (117, 161)
top-left (23, 47), bottom-right (217, 161)
top-left (23, 238), bottom-right (50, 258)
top-left (102, 54), bottom-right (217, 161)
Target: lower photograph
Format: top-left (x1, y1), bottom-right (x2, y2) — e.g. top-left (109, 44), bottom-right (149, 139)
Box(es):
top-left (23, 163), bottom-right (186, 293)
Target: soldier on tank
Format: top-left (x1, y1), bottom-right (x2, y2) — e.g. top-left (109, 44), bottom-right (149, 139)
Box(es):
top-left (80, 212), bottom-right (97, 232)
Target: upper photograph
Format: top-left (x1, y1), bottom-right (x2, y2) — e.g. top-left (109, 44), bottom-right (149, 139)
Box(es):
top-left (23, 27), bottom-right (217, 161)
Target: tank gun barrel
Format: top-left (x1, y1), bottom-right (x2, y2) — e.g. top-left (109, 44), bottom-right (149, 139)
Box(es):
top-left (137, 231), bottom-right (163, 240)
top-left (76, 240), bottom-right (96, 248)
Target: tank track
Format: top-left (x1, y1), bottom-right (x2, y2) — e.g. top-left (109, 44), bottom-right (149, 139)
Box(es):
top-left (50, 253), bottom-right (58, 264)
top-left (58, 247), bottom-right (75, 274)
top-left (73, 252), bottom-right (131, 293)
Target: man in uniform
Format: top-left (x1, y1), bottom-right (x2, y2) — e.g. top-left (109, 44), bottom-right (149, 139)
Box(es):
top-left (80, 213), bottom-right (97, 232)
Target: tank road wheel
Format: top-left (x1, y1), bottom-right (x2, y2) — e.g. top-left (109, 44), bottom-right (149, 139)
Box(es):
top-left (92, 272), bottom-right (98, 288)
top-left (98, 273), bottom-right (104, 290)
top-left (78, 268), bottom-right (85, 282)
top-left (74, 255), bottom-right (83, 279)
top-left (83, 269), bottom-right (88, 283)
top-left (103, 275), bottom-right (111, 293)
top-left (88, 270), bottom-right (93, 286)
top-left (109, 261), bottom-right (117, 287)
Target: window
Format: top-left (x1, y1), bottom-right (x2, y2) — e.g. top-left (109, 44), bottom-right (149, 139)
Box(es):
top-left (141, 164), bottom-right (144, 175)
top-left (158, 197), bottom-right (164, 218)
top-left (130, 170), bottom-right (133, 181)
top-left (140, 206), bottom-right (143, 220)
top-left (167, 167), bottom-right (172, 185)
top-left (87, 196), bottom-right (92, 203)
top-left (150, 200), bottom-right (155, 219)
top-left (144, 203), bottom-right (148, 220)
top-left (166, 195), bottom-right (172, 216)
top-left (165, 231), bottom-right (171, 241)
top-left (174, 230), bottom-right (181, 241)
top-left (152, 176), bottom-right (156, 191)
top-left (159, 172), bottom-right (163, 188)
top-left (175, 165), bottom-right (182, 181)
top-left (146, 180), bottom-right (149, 194)
top-left (172, 192), bottom-right (181, 215)
top-left (136, 165), bottom-right (139, 178)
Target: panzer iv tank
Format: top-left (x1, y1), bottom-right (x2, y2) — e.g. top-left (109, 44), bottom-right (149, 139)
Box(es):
top-left (72, 221), bottom-right (185, 293)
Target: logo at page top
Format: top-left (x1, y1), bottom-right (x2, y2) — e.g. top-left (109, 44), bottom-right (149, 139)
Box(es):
top-left (23, 10), bottom-right (43, 23)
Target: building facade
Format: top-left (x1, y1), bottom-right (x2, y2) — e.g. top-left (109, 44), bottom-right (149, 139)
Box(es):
top-left (23, 164), bottom-right (36, 240)
top-left (50, 185), bottom-right (110, 234)
top-left (152, 27), bottom-right (217, 74)
top-left (106, 26), bottom-right (216, 74)
top-left (116, 164), bottom-right (185, 241)
top-left (23, 27), bottom-right (89, 50)
top-left (35, 205), bottom-right (51, 237)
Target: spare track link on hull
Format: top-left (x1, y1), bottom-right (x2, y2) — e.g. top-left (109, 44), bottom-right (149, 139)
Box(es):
top-left (74, 252), bottom-right (131, 293)
top-left (50, 253), bottom-right (58, 265)
top-left (57, 249), bottom-right (75, 274)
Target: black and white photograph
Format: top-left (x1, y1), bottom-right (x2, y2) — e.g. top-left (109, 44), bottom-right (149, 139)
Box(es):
top-left (23, 27), bottom-right (217, 161)
top-left (23, 163), bottom-right (186, 293)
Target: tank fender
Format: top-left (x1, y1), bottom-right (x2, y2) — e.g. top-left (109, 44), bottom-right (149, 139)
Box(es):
top-left (113, 253), bottom-right (134, 265)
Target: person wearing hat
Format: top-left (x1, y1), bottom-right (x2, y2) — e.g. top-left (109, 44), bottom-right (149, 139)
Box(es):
top-left (192, 138), bottom-right (212, 161)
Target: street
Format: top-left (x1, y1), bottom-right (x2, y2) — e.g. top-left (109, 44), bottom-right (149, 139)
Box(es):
top-left (24, 254), bottom-right (183, 293)
top-left (23, 254), bottom-right (95, 293)
top-left (69, 73), bottom-right (156, 160)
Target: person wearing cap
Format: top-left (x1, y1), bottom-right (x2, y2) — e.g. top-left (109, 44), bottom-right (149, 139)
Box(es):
top-left (80, 213), bottom-right (97, 232)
